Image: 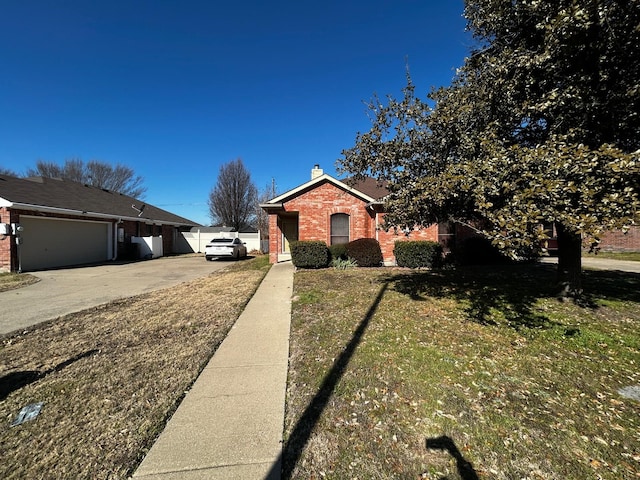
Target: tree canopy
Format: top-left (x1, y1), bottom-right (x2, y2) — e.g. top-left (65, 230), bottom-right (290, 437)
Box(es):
top-left (208, 158), bottom-right (258, 230)
top-left (27, 159), bottom-right (147, 199)
top-left (339, 0), bottom-right (640, 296)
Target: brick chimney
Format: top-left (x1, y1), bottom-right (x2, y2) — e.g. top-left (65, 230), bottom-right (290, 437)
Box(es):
top-left (311, 164), bottom-right (323, 179)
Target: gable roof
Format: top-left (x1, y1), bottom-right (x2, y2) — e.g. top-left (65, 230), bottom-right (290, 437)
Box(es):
top-left (343, 176), bottom-right (389, 200)
top-left (260, 173), bottom-right (388, 209)
top-left (0, 175), bottom-right (199, 226)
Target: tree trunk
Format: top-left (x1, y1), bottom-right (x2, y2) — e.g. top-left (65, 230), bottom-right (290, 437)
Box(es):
top-left (555, 223), bottom-right (583, 298)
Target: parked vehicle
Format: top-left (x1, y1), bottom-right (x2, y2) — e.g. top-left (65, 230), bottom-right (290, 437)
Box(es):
top-left (205, 237), bottom-right (247, 260)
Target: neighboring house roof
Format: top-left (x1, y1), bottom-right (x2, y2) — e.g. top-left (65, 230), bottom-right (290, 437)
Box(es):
top-left (0, 175), bottom-right (200, 226)
top-left (260, 173), bottom-right (388, 210)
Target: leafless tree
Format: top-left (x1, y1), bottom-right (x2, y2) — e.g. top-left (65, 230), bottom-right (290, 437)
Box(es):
top-left (0, 166), bottom-right (18, 176)
top-left (256, 179), bottom-right (278, 239)
top-left (208, 158), bottom-right (258, 230)
top-left (26, 159), bottom-right (146, 198)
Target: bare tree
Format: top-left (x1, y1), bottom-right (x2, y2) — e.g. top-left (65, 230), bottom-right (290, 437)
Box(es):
top-left (256, 179), bottom-right (278, 239)
top-left (208, 158), bottom-right (258, 230)
top-left (0, 166), bottom-right (18, 176)
top-left (27, 159), bottom-right (147, 198)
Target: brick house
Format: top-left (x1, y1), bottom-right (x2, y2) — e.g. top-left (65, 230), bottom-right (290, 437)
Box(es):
top-left (593, 227), bottom-right (640, 252)
top-left (0, 175), bottom-right (199, 272)
top-left (260, 165), bottom-right (439, 265)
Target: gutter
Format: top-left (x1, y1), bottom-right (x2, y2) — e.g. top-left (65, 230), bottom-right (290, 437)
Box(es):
top-left (259, 202), bottom-right (285, 211)
top-left (365, 201), bottom-right (385, 211)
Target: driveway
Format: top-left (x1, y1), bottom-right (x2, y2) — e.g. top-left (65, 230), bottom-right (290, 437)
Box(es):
top-left (0, 255), bottom-right (233, 335)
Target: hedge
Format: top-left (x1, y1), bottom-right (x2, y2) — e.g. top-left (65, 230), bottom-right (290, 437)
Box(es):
top-left (393, 240), bottom-right (443, 268)
top-left (345, 238), bottom-right (383, 267)
top-left (290, 241), bottom-right (330, 268)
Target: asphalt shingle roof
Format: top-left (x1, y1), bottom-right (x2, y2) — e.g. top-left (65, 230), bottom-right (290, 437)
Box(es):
top-left (0, 175), bottom-right (199, 226)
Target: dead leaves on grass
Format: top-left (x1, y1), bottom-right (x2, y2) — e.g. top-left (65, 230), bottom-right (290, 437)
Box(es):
top-left (287, 267), bottom-right (640, 479)
top-left (0, 262), bottom-right (269, 479)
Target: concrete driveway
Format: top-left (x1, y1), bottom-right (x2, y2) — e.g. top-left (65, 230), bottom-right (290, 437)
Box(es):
top-left (0, 255), bottom-right (235, 335)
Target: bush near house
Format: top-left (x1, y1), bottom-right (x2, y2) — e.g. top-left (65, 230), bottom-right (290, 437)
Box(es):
top-left (394, 240), bottom-right (443, 268)
top-left (345, 238), bottom-right (383, 267)
top-left (328, 243), bottom-right (348, 261)
top-left (290, 241), bottom-right (330, 269)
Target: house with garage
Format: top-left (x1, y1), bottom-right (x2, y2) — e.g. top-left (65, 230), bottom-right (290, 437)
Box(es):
top-left (0, 175), bottom-right (199, 272)
top-left (260, 165), bottom-right (448, 265)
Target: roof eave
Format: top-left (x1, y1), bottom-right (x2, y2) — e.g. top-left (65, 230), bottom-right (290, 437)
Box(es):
top-left (266, 174), bottom-right (376, 204)
top-left (259, 202), bottom-right (284, 211)
top-left (4, 202), bottom-right (195, 226)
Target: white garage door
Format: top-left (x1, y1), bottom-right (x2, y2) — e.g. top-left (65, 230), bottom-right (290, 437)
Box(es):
top-left (20, 217), bottom-right (111, 271)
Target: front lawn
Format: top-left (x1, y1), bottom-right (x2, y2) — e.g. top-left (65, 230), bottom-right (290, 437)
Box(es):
top-left (0, 256), bottom-right (271, 479)
top-left (284, 264), bottom-right (640, 479)
top-left (584, 251), bottom-right (640, 262)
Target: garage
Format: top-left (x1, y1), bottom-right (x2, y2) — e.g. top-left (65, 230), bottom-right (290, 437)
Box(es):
top-left (19, 216), bottom-right (112, 271)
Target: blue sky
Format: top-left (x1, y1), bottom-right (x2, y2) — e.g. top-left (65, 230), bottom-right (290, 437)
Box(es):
top-left (0, 1), bottom-right (471, 226)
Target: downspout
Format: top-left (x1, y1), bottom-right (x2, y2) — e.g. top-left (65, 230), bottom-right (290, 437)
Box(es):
top-left (112, 220), bottom-right (120, 260)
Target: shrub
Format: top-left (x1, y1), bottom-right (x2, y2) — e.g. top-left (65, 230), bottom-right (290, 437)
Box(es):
top-left (455, 236), bottom-right (511, 265)
top-left (345, 238), bottom-right (383, 267)
top-left (290, 241), bottom-right (329, 269)
top-left (394, 241), bottom-right (443, 268)
top-left (329, 243), bottom-right (348, 261)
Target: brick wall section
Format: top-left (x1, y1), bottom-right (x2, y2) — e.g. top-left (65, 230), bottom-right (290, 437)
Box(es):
top-left (593, 226), bottom-right (640, 252)
top-left (0, 207), bottom-right (14, 271)
top-left (268, 214), bottom-right (279, 263)
top-left (284, 182), bottom-right (376, 243)
top-left (377, 222), bottom-right (439, 264)
top-left (162, 225), bottom-right (174, 255)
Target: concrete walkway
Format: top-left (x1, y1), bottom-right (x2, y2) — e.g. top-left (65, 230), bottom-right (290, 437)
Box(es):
top-left (540, 256), bottom-right (640, 273)
top-left (133, 260), bottom-right (294, 480)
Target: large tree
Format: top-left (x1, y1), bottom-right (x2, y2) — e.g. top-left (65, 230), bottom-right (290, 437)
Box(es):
top-left (208, 158), bottom-right (258, 230)
top-left (339, 0), bottom-right (640, 296)
top-left (27, 159), bottom-right (147, 198)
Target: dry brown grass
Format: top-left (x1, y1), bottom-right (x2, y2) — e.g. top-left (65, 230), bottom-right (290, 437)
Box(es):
top-left (0, 256), bottom-right (270, 479)
top-left (0, 272), bottom-right (40, 292)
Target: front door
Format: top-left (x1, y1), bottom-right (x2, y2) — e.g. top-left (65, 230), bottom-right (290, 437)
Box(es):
top-left (282, 218), bottom-right (298, 253)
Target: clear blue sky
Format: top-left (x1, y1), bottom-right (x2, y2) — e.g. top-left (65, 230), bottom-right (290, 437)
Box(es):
top-left (0, 0), bottom-right (471, 226)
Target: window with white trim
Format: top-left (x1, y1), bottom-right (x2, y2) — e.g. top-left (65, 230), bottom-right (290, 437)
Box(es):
top-left (330, 213), bottom-right (350, 245)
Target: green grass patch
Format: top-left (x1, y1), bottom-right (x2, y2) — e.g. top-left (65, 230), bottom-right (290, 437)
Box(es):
top-left (284, 264), bottom-right (640, 479)
top-left (584, 251), bottom-right (640, 262)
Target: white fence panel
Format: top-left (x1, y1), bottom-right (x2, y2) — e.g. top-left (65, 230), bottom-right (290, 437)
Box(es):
top-left (179, 230), bottom-right (262, 254)
top-left (132, 236), bottom-right (163, 259)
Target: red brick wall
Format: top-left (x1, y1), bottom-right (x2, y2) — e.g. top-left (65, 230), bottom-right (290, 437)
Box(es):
top-left (162, 225), bottom-right (174, 255)
top-left (593, 226), bottom-right (640, 252)
top-left (268, 214), bottom-right (280, 263)
top-left (377, 222), bottom-right (439, 264)
top-left (0, 207), bottom-right (14, 271)
top-left (283, 182), bottom-right (376, 243)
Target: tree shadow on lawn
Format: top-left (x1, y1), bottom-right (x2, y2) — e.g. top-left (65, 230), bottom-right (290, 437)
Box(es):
top-left (0, 349), bottom-right (99, 401)
top-left (385, 263), bottom-right (640, 331)
top-left (426, 435), bottom-right (480, 480)
top-left (268, 282), bottom-right (389, 479)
